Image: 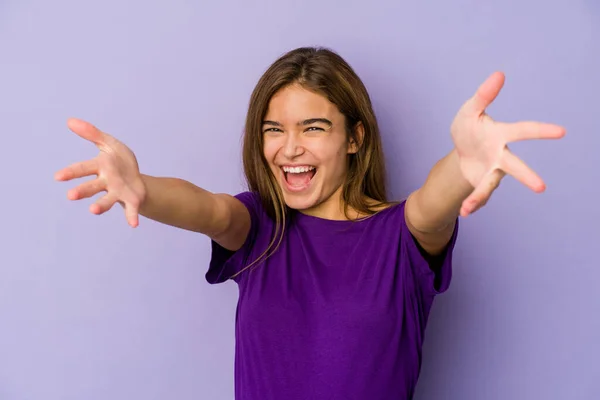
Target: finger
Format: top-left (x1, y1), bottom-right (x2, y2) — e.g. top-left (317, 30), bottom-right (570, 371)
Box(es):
top-left (55, 159), bottom-right (99, 181)
top-left (500, 149), bottom-right (545, 193)
top-left (460, 169), bottom-right (504, 217)
top-left (499, 121), bottom-right (566, 143)
top-left (124, 202), bottom-right (140, 228)
top-left (67, 118), bottom-right (108, 147)
top-left (90, 193), bottom-right (118, 215)
top-left (67, 178), bottom-right (106, 200)
top-left (463, 71), bottom-right (506, 116)
top-left (120, 190), bottom-right (142, 228)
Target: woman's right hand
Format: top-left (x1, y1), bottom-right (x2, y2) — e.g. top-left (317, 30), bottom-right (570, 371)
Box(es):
top-left (55, 118), bottom-right (147, 227)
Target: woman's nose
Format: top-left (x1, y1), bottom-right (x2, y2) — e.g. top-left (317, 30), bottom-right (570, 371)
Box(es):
top-left (282, 133), bottom-right (305, 159)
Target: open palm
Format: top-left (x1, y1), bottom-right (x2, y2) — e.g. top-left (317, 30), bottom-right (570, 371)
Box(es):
top-left (451, 72), bottom-right (566, 217)
top-left (55, 118), bottom-right (146, 227)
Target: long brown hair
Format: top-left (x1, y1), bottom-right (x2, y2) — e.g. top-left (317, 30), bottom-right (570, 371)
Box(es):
top-left (237, 46), bottom-right (390, 274)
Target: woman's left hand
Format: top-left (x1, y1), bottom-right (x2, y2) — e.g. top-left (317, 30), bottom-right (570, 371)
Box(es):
top-left (450, 72), bottom-right (566, 217)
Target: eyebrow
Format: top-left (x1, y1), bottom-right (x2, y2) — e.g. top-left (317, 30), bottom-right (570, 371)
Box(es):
top-left (262, 118), bottom-right (333, 128)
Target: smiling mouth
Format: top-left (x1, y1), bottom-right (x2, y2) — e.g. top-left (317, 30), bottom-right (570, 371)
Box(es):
top-left (282, 165), bottom-right (317, 189)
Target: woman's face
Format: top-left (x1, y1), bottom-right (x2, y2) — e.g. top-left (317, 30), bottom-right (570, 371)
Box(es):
top-left (262, 84), bottom-right (359, 219)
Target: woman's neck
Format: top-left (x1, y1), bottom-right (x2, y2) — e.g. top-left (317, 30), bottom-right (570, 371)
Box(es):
top-left (296, 187), bottom-right (390, 221)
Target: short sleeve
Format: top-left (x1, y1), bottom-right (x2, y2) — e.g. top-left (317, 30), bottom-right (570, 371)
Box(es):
top-left (399, 200), bottom-right (459, 295)
top-left (205, 191), bottom-right (267, 285)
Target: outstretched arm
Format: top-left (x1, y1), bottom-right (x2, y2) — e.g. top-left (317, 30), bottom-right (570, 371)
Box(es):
top-left (139, 175), bottom-right (250, 250)
top-left (55, 118), bottom-right (251, 251)
top-left (405, 150), bottom-right (472, 255)
top-left (405, 72), bottom-right (566, 256)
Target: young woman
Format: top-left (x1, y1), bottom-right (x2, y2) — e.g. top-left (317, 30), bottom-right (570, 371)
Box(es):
top-left (55, 47), bottom-right (565, 399)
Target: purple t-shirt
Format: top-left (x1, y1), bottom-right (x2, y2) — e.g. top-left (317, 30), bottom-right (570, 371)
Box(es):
top-left (206, 191), bottom-right (458, 400)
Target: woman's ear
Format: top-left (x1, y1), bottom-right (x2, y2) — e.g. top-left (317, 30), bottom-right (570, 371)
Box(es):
top-left (348, 122), bottom-right (364, 154)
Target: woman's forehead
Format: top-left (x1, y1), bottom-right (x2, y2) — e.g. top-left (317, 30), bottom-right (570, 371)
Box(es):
top-left (265, 85), bottom-right (342, 123)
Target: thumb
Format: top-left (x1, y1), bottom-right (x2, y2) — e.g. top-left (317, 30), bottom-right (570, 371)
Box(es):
top-left (463, 71), bottom-right (506, 116)
top-left (67, 118), bottom-right (108, 147)
top-left (125, 203), bottom-right (140, 228)
top-left (460, 169), bottom-right (504, 216)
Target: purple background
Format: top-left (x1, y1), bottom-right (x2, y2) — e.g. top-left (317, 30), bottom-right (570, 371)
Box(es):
top-left (1, 0), bottom-right (598, 399)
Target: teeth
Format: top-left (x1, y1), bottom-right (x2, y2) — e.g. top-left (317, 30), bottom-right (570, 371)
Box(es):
top-left (282, 166), bottom-right (315, 174)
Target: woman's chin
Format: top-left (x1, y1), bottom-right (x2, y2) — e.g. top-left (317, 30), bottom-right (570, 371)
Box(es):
top-left (282, 192), bottom-right (319, 211)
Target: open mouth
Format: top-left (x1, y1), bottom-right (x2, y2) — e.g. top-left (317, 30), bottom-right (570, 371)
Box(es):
top-left (282, 165), bottom-right (317, 190)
